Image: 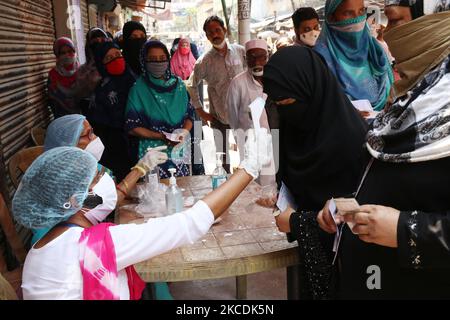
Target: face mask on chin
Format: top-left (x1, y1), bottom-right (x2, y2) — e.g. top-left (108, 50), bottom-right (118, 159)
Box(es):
top-left (82, 172), bottom-right (117, 225)
top-left (252, 66), bottom-right (264, 77)
top-left (84, 137), bottom-right (105, 162)
top-left (212, 39), bottom-right (226, 49)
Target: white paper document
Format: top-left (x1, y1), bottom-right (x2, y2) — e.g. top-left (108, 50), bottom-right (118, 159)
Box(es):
top-left (328, 198), bottom-right (342, 264)
top-left (351, 99), bottom-right (373, 112)
top-left (328, 197), bottom-right (361, 264)
top-left (351, 100), bottom-right (380, 119)
top-left (276, 182), bottom-right (297, 212)
top-left (162, 131), bottom-right (180, 143)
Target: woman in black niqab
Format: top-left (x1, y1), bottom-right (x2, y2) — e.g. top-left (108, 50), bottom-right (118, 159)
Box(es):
top-left (122, 21), bottom-right (147, 76)
top-left (263, 46), bottom-right (368, 211)
top-left (262, 46), bottom-right (369, 299)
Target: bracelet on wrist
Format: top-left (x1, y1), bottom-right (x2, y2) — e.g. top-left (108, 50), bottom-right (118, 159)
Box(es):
top-left (273, 209), bottom-right (282, 217)
top-left (122, 181), bottom-right (130, 193)
top-left (131, 165), bottom-right (147, 177)
top-left (116, 185), bottom-right (128, 197)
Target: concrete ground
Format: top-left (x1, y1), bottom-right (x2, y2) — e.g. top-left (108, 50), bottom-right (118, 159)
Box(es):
top-left (169, 268), bottom-right (287, 300)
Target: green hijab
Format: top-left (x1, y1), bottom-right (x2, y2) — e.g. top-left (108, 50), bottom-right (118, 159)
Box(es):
top-left (127, 74), bottom-right (188, 126)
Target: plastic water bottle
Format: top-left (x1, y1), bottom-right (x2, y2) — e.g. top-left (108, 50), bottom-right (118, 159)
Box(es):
top-left (212, 152), bottom-right (227, 190)
top-left (165, 168), bottom-right (183, 215)
top-left (145, 166), bottom-right (160, 191)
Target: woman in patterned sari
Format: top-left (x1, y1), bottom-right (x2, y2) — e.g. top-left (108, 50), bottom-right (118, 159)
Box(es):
top-left (125, 40), bottom-right (194, 178)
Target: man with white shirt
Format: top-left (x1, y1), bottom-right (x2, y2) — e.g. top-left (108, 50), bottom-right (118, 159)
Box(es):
top-left (226, 39), bottom-right (270, 160)
top-left (226, 39), bottom-right (276, 190)
top-left (188, 16), bottom-right (246, 173)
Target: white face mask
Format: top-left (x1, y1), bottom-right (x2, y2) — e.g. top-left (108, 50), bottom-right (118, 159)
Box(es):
top-left (300, 30), bottom-right (320, 47)
top-left (212, 39), bottom-right (227, 49)
top-left (84, 137), bottom-right (105, 162)
top-left (252, 66), bottom-right (264, 77)
top-left (83, 173), bottom-right (117, 225)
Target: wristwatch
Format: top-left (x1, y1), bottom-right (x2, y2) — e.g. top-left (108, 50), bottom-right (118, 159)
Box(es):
top-left (272, 209), bottom-right (282, 217)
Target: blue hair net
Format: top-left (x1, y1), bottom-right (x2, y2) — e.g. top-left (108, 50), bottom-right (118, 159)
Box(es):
top-left (44, 114), bottom-right (86, 151)
top-left (12, 147), bottom-right (97, 229)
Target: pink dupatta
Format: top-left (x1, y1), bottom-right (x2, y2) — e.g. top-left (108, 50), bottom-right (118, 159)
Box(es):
top-left (170, 39), bottom-right (196, 80)
top-left (78, 223), bottom-right (146, 300)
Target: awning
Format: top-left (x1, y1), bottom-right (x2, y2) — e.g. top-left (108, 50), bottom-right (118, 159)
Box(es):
top-left (88, 0), bottom-right (117, 12)
top-left (119, 0), bottom-right (171, 11)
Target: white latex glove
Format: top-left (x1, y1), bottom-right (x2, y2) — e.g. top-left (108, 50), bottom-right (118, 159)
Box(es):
top-left (239, 128), bottom-right (273, 180)
top-left (173, 128), bottom-right (190, 144)
top-left (138, 146), bottom-right (168, 172)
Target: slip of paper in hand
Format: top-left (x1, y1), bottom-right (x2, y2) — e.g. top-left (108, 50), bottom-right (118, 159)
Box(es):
top-left (328, 198), bottom-right (360, 234)
top-left (333, 198), bottom-right (360, 215)
top-left (351, 99), bottom-right (379, 119)
top-left (162, 131), bottom-right (180, 143)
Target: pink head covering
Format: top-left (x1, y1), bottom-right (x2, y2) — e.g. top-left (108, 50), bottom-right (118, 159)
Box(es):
top-left (50, 37), bottom-right (79, 84)
top-left (53, 37), bottom-right (76, 56)
top-left (245, 39), bottom-right (268, 52)
top-left (170, 37), bottom-right (196, 80)
top-left (178, 38), bottom-right (191, 54)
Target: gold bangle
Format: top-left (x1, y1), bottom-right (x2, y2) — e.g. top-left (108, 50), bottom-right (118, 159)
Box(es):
top-left (116, 185), bottom-right (128, 197)
top-left (137, 165), bottom-right (147, 176)
top-left (131, 165), bottom-right (147, 177)
top-left (123, 181), bottom-right (130, 193)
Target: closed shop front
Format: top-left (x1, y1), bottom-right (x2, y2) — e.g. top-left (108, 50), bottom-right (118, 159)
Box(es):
top-left (0, 0), bottom-right (55, 194)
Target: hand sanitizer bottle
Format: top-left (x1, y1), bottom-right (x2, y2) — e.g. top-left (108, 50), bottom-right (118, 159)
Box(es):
top-left (212, 152), bottom-right (227, 190)
top-left (165, 168), bottom-right (183, 215)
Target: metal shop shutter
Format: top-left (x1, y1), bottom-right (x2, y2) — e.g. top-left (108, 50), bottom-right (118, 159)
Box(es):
top-left (0, 0), bottom-right (55, 182)
top-left (80, 0), bottom-right (89, 34)
top-left (0, 0), bottom-right (56, 247)
top-left (0, 0), bottom-right (55, 185)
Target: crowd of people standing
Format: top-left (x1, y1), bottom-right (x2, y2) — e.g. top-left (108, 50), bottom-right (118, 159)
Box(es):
top-left (9, 0), bottom-right (450, 300)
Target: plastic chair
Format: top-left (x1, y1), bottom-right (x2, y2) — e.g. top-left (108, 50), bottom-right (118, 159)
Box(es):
top-left (0, 273), bottom-right (17, 300)
top-left (0, 192), bottom-right (26, 300)
top-left (8, 146), bottom-right (44, 189)
top-left (31, 126), bottom-right (46, 146)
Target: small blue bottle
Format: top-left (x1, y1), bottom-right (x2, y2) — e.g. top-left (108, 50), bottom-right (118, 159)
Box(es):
top-left (212, 152), bottom-right (227, 189)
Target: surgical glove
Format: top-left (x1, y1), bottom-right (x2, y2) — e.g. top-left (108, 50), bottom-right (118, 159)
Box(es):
top-left (238, 128), bottom-right (273, 180)
top-left (138, 146), bottom-right (168, 172)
